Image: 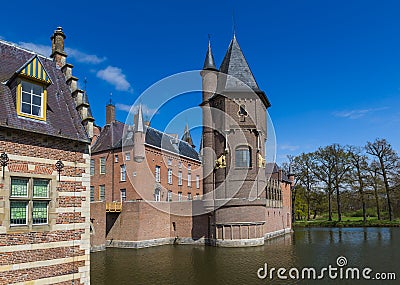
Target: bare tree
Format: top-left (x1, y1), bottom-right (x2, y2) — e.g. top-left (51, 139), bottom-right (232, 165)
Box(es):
top-left (366, 139), bottom-right (399, 221)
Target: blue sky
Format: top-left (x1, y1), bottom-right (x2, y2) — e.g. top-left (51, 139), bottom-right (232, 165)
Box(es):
top-left (1, 0), bottom-right (399, 164)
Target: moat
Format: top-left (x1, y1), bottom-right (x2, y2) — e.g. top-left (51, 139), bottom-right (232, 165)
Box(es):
top-left (91, 227), bottom-right (399, 285)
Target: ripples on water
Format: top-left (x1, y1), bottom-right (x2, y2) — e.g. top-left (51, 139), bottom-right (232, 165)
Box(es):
top-left (91, 227), bottom-right (399, 285)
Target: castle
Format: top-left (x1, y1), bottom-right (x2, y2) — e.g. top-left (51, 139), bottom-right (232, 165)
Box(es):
top-left (90, 34), bottom-right (293, 249)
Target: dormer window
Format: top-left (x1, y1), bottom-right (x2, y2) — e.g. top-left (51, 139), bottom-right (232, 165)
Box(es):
top-left (12, 56), bottom-right (51, 121)
top-left (19, 81), bottom-right (45, 118)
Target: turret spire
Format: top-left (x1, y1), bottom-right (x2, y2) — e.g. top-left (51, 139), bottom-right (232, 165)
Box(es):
top-left (182, 123), bottom-right (195, 148)
top-left (203, 37), bottom-right (217, 71)
top-left (135, 104), bottom-right (144, 133)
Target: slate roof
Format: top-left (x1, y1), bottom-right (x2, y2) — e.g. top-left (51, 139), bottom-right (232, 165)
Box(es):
top-left (0, 40), bottom-right (89, 143)
top-left (203, 41), bottom-right (217, 71)
top-left (219, 35), bottom-right (260, 91)
top-left (91, 121), bottom-right (200, 161)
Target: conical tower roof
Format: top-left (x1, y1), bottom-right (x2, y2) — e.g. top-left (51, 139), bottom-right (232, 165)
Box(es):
top-left (219, 35), bottom-right (259, 91)
top-left (182, 123), bottom-right (195, 148)
top-left (203, 40), bottom-right (217, 71)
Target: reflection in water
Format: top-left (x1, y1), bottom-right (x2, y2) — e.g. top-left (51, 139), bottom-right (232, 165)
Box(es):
top-left (91, 228), bottom-right (399, 285)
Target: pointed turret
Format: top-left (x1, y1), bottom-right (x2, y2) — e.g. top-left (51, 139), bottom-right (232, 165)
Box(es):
top-left (135, 104), bottom-right (144, 133)
top-left (182, 123), bottom-right (195, 148)
top-left (133, 104), bottom-right (145, 162)
top-left (203, 40), bottom-right (217, 71)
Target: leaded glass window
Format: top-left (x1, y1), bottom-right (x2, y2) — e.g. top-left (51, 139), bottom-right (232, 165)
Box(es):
top-left (11, 178), bottom-right (28, 197)
top-left (32, 201), bottom-right (48, 224)
top-left (10, 201), bottom-right (27, 225)
top-left (33, 179), bottom-right (49, 197)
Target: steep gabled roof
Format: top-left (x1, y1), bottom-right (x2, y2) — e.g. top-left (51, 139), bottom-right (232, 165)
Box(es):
top-left (0, 40), bottom-right (89, 143)
top-left (219, 35), bottom-right (260, 91)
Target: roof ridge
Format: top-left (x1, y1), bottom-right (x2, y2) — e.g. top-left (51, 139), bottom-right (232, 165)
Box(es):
top-left (146, 126), bottom-right (195, 147)
top-left (0, 39), bottom-right (52, 61)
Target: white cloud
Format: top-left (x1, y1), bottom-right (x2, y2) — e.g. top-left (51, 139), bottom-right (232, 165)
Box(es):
top-left (279, 144), bottom-right (300, 151)
top-left (18, 42), bottom-right (105, 64)
top-left (65, 48), bottom-right (106, 64)
top-left (97, 66), bottom-right (132, 92)
top-left (333, 107), bottom-right (388, 119)
top-left (116, 103), bottom-right (158, 116)
top-left (18, 42), bottom-right (52, 56)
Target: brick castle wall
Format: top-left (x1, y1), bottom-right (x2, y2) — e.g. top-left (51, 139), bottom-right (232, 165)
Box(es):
top-left (0, 129), bottom-right (90, 284)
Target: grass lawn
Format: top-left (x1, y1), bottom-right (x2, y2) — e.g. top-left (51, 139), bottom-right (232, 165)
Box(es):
top-left (294, 215), bottom-right (400, 227)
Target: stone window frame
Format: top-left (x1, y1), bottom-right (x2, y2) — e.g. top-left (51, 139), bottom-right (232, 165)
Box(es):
top-left (178, 191), bottom-right (182, 202)
top-left (3, 172), bottom-right (57, 233)
top-left (90, 159), bottom-right (95, 176)
top-left (167, 190), bottom-right (172, 202)
top-left (155, 165), bottom-right (161, 183)
top-left (196, 175), bottom-right (200, 189)
top-left (235, 145), bottom-right (252, 169)
top-left (99, 185), bottom-right (105, 201)
top-left (125, 152), bottom-right (131, 161)
top-left (178, 171), bottom-right (182, 186)
top-left (99, 157), bottom-right (106, 174)
top-left (167, 168), bottom-right (173, 185)
top-left (120, 164), bottom-right (126, 182)
top-left (120, 189), bottom-right (126, 202)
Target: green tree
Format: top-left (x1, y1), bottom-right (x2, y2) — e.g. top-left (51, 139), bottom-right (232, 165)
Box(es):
top-left (366, 139), bottom-right (399, 221)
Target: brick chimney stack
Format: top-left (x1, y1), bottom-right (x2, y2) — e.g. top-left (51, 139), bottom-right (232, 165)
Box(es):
top-left (106, 103), bottom-right (116, 125)
top-left (50, 27), bottom-right (67, 68)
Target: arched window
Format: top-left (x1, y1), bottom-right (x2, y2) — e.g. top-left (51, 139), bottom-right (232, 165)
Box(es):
top-left (235, 146), bottom-right (251, 168)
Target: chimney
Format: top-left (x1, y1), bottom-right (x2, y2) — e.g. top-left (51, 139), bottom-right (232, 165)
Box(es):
top-left (50, 27), bottom-right (67, 68)
top-left (106, 103), bottom-right (115, 125)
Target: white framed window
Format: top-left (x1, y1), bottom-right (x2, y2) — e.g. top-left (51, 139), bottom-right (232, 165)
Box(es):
top-left (178, 161), bottom-right (182, 168)
top-left (120, 189), bottom-right (126, 202)
top-left (155, 166), bottom-right (161, 182)
top-left (196, 175), bottom-right (200, 189)
top-left (100, 157), bottom-right (106, 174)
top-left (115, 154), bottom-right (119, 163)
top-left (178, 192), bottom-right (182, 202)
top-left (167, 190), bottom-right (172, 202)
top-left (10, 177), bottom-right (50, 226)
top-left (178, 171), bottom-right (182, 186)
top-left (187, 173), bottom-right (191, 187)
top-left (120, 164), bottom-right (126, 181)
top-left (90, 159), bottom-right (95, 176)
top-left (168, 159), bottom-right (172, 166)
top-left (20, 81), bottom-right (44, 118)
top-left (168, 168), bottom-right (172, 184)
top-left (125, 152), bottom-right (131, 161)
top-left (196, 193), bottom-right (200, 200)
top-left (154, 189), bottom-right (161, 202)
top-left (99, 185), bottom-right (105, 201)
top-left (188, 192), bottom-right (192, 200)
top-left (188, 164), bottom-right (191, 171)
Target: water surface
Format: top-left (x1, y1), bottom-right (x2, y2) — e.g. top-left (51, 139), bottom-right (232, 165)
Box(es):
top-left (91, 227), bottom-right (399, 285)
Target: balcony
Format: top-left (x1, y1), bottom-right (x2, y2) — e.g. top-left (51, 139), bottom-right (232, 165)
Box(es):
top-left (106, 202), bottom-right (122, 212)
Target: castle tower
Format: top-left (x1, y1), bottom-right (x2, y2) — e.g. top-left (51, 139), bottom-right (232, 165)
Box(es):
top-left (200, 40), bottom-right (218, 196)
top-left (202, 35), bottom-right (272, 246)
